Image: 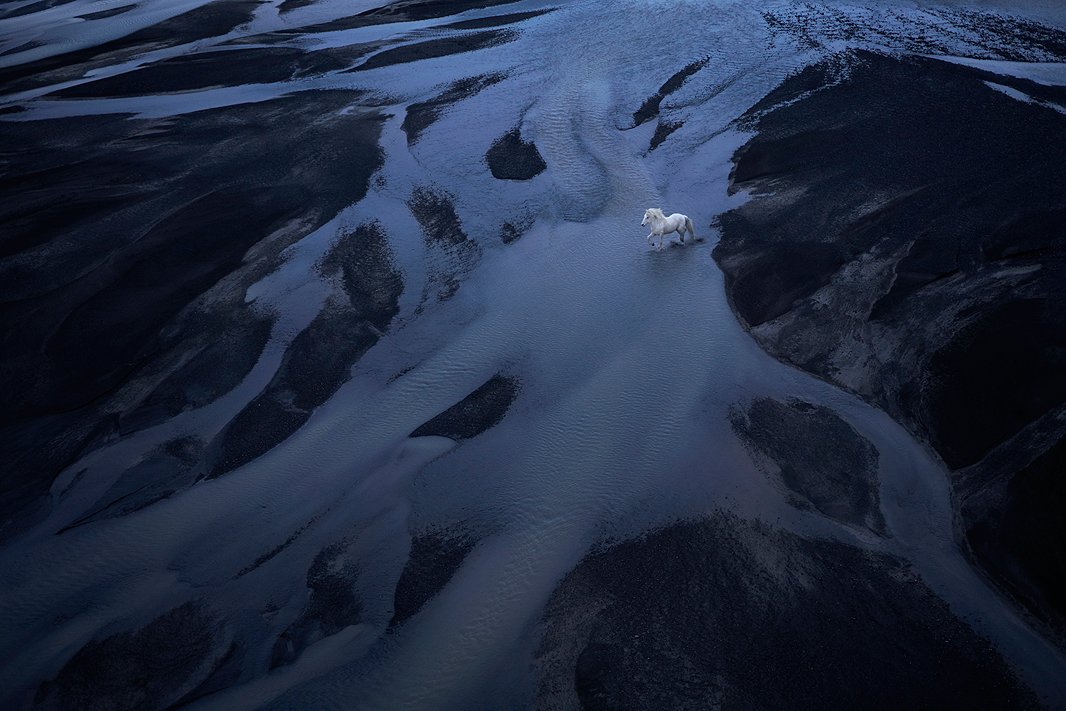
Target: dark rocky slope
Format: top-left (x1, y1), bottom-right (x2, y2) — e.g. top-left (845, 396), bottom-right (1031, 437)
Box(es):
top-left (712, 50), bottom-right (1066, 639)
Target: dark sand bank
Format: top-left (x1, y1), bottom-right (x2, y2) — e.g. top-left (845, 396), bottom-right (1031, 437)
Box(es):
top-left (411, 374), bottom-right (520, 440)
top-left (437, 8), bottom-right (554, 31)
top-left (50, 45), bottom-right (370, 98)
top-left (408, 186), bottom-right (481, 308)
top-left (486, 127), bottom-right (546, 180)
top-left (269, 0), bottom-right (525, 37)
top-left (536, 513), bottom-right (1035, 709)
top-left (648, 119), bottom-right (682, 152)
top-left (402, 72), bottom-right (506, 145)
top-left (351, 29), bottom-right (516, 72)
top-left (76, 4), bottom-right (137, 21)
top-left (34, 601), bottom-right (229, 711)
top-left (271, 540), bottom-right (363, 669)
top-left (632, 58), bottom-right (708, 128)
top-left (389, 530), bottom-right (477, 628)
top-left (731, 397), bottom-right (884, 534)
top-left (631, 58), bottom-right (708, 154)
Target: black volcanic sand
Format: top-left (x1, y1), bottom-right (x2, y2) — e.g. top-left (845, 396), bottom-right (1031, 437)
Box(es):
top-left (356, 0), bottom-right (524, 23)
top-left (51, 45), bottom-right (372, 98)
top-left (272, 0), bottom-right (526, 36)
top-left (0, 1), bottom-right (260, 94)
top-left (34, 601), bottom-right (230, 711)
top-left (77, 4), bottom-right (137, 21)
top-left (411, 374), bottom-right (519, 440)
top-left (761, 5), bottom-right (1066, 59)
top-left (278, 0), bottom-right (316, 13)
top-left (712, 51), bottom-right (1066, 636)
top-left (631, 58), bottom-right (707, 153)
top-left (59, 436), bottom-right (203, 533)
top-left (486, 127), bottom-right (546, 180)
top-left (500, 215), bottom-right (534, 244)
top-left (632, 58), bottom-right (707, 127)
top-left (535, 513), bottom-right (1036, 709)
top-left (408, 187), bottom-right (481, 308)
top-left (437, 8), bottom-right (554, 30)
top-left (648, 119), bottom-right (682, 152)
top-left (389, 530), bottom-right (476, 628)
top-left (402, 73), bottom-right (506, 145)
top-left (351, 29), bottom-right (516, 72)
top-left (409, 187), bottom-right (475, 251)
top-left (731, 397), bottom-right (884, 534)
top-left (206, 222), bottom-right (403, 479)
top-left (236, 513), bottom-right (322, 579)
top-left (0, 0), bottom-right (78, 21)
top-left (271, 540), bottom-right (362, 669)
top-left (0, 90), bottom-right (384, 540)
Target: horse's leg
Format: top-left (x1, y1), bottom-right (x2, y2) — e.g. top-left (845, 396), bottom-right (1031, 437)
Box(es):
top-left (646, 232), bottom-right (655, 245)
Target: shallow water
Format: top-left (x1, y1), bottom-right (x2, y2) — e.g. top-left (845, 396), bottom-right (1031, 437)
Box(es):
top-left (2, 0), bottom-right (1066, 708)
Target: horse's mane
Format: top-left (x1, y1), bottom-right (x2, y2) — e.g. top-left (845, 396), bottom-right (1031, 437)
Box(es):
top-left (646, 207), bottom-right (666, 218)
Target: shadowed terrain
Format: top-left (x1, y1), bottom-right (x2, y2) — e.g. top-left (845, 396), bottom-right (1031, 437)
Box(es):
top-left (536, 514), bottom-right (1036, 709)
top-left (713, 49), bottom-right (1066, 639)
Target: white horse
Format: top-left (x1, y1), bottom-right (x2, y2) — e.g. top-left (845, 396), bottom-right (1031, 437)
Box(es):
top-left (641, 208), bottom-right (696, 251)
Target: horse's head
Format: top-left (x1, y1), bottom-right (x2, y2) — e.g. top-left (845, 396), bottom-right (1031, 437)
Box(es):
top-left (642, 208), bottom-right (662, 226)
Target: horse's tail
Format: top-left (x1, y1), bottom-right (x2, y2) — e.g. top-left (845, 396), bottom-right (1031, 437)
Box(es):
top-left (685, 216), bottom-right (696, 240)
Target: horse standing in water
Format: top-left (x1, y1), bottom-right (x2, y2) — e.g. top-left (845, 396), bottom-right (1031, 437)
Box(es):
top-left (641, 208), bottom-right (696, 251)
